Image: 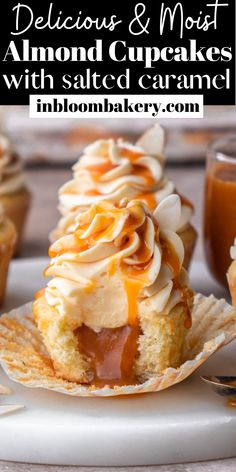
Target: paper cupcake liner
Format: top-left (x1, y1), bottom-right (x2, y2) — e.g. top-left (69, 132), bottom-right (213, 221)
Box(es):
top-left (0, 294), bottom-right (235, 397)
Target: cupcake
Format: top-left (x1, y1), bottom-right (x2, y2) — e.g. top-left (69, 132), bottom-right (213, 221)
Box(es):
top-left (227, 239), bottom-right (236, 306)
top-left (34, 195), bottom-right (194, 386)
top-left (52, 125), bottom-right (197, 269)
top-left (0, 134), bottom-right (31, 255)
top-left (0, 205), bottom-right (17, 305)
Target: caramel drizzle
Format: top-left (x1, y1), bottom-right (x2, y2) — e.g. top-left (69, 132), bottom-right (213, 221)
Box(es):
top-left (137, 192), bottom-right (157, 210)
top-left (85, 158), bottom-right (155, 187)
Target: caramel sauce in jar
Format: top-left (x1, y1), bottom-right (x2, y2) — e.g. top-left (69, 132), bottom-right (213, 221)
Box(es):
top-left (77, 325), bottom-right (139, 387)
top-left (204, 163), bottom-right (236, 286)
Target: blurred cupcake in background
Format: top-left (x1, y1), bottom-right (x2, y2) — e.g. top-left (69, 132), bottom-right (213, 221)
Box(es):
top-left (0, 204), bottom-right (17, 305)
top-left (0, 134), bottom-right (31, 255)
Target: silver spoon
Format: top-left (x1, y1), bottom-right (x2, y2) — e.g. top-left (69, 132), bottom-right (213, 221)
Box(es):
top-left (201, 375), bottom-right (236, 403)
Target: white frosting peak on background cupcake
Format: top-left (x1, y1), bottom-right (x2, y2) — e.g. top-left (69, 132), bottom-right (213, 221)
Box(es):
top-left (0, 134), bottom-right (25, 196)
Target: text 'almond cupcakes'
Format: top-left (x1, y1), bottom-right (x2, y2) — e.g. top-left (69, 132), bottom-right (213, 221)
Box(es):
top-left (52, 125), bottom-right (197, 269)
top-left (0, 205), bottom-right (16, 306)
top-left (34, 195), bottom-right (194, 387)
top-left (0, 134), bottom-right (31, 255)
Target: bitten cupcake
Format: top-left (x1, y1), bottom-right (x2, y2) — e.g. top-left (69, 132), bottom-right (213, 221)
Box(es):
top-left (0, 134), bottom-right (31, 255)
top-left (0, 205), bottom-right (17, 305)
top-left (52, 125), bottom-right (197, 269)
top-left (227, 239), bottom-right (236, 306)
top-left (34, 195), bottom-right (194, 386)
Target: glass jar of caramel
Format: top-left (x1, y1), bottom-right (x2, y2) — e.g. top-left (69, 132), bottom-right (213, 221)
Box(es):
top-left (204, 136), bottom-right (236, 287)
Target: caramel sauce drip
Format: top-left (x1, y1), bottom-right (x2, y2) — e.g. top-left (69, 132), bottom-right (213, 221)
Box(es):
top-left (123, 277), bottom-right (145, 326)
top-left (109, 243), bottom-right (151, 327)
top-left (120, 220), bottom-right (152, 325)
top-left (137, 192), bottom-right (157, 210)
top-left (109, 259), bottom-right (149, 329)
top-left (77, 325), bottom-right (139, 387)
top-left (86, 159), bottom-right (155, 187)
top-left (204, 163), bottom-right (236, 286)
top-left (85, 189), bottom-right (101, 196)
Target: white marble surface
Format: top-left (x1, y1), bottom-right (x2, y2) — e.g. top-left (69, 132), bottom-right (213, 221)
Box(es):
top-left (0, 259), bottom-right (235, 467)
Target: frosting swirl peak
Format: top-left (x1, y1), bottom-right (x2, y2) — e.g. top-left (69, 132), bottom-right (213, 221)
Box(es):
top-left (56, 125), bottom-right (193, 239)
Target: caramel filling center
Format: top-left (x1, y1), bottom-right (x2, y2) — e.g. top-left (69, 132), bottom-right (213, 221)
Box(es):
top-left (77, 325), bottom-right (140, 387)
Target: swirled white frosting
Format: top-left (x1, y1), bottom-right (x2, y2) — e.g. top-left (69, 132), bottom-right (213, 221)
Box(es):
top-left (55, 125), bottom-right (193, 238)
top-left (230, 239), bottom-right (236, 260)
top-left (0, 134), bottom-right (25, 196)
top-left (45, 195), bottom-right (191, 331)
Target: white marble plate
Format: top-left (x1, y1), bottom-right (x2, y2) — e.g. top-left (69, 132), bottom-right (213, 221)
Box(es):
top-left (0, 258), bottom-right (235, 466)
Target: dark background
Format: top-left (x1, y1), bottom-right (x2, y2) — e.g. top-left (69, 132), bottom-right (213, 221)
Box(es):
top-left (0, 0), bottom-right (235, 105)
